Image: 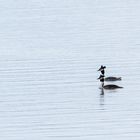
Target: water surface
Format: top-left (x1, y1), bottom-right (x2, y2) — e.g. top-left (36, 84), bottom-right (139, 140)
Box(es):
top-left (0, 0), bottom-right (140, 140)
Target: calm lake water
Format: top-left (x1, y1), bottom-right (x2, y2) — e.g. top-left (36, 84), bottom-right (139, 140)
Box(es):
top-left (0, 0), bottom-right (140, 140)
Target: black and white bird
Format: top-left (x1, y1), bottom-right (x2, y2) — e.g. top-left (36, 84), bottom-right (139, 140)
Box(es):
top-left (98, 65), bottom-right (122, 81)
top-left (98, 75), bottom-right (123, 89)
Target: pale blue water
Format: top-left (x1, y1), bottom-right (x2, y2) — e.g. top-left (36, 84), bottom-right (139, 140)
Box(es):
top-left (0, 0), bottom-right (140, 140)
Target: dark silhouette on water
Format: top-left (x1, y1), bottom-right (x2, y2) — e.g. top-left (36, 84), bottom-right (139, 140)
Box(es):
top-left (98, 75), bottom-right (123, 90)
top-left (100, 88), bottom-right (104, 95)
top-left (98, 65), bottom-right (122, 81)
top-left (98, 65), bottom-right (106, 75)
top-left (98, 74), bottom-right (122, 81)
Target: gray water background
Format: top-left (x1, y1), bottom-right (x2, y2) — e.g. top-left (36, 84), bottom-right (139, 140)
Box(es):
top-left (0, 0), bottom-right (140, 140)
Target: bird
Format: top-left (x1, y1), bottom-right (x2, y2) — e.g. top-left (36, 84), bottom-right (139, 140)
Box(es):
top-left (98, 65), bottom-right (122, 81)
top-left (98, 65), bottom-right (106, 75)
top-left (98, 74), bottom-right (122, 81)
top-left (98, 75), bottom-right (123, 89)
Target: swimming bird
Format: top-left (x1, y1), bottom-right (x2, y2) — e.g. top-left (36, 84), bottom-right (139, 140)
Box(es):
top-left (98, 74), bottom-right (122, 81)
top-left (98, 75), bottom-right (123, 89)
top-left (98, 66), bottom-right (122, 81)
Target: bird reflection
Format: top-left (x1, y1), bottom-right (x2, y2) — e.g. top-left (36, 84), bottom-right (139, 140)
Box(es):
top-left (99, 88), bottom-right (105, 106)
top-left (100, 88), bottom-right (104, 95)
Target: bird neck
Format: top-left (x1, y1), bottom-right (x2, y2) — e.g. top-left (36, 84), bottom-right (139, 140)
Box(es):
top-left (101, 69), bottom-right (105, 75)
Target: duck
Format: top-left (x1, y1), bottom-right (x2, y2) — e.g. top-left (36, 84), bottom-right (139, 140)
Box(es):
top-left (98, 65), bottom-right (122, 81)
top-left (98, 75), bottom-right (123, 89)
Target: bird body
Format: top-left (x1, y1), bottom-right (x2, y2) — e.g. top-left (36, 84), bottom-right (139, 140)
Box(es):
top-left (103, 84), bottom-right (123, 89)
top-left (98, 75), bottom-right (123, 90)
top-left (104, 76), bottom-right (121, 81)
